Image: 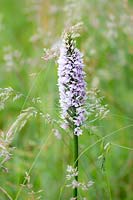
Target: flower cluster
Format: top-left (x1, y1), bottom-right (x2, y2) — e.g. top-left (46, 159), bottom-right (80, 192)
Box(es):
top-left (58, 33), bottom-right (86, 136)
top-left (66, 165), bottom-right (78, 180)
top-left (66, 165), bottom-right (94, 193)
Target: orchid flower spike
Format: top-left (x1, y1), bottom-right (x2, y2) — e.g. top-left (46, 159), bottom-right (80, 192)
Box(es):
top-left (58, 32), bottom-right (86, 136)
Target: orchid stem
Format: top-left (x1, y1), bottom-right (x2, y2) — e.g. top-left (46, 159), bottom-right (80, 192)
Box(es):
top-left (73, 133), bottom-right (78, 199)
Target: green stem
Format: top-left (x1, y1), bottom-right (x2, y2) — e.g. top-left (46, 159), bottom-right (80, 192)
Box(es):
top-left (73, 134), bottom-right (78, 199)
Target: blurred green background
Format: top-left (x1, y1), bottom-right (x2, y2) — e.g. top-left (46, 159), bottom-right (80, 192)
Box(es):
top-left (0, 0), bottom-right (133, 199)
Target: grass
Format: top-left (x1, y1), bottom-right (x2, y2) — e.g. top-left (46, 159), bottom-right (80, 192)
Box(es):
top-left (0, 0), bottom-right (133, 199)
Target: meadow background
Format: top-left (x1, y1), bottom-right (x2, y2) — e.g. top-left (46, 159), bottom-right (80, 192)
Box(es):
top-left (0, 0), bottom-right (133, 199)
